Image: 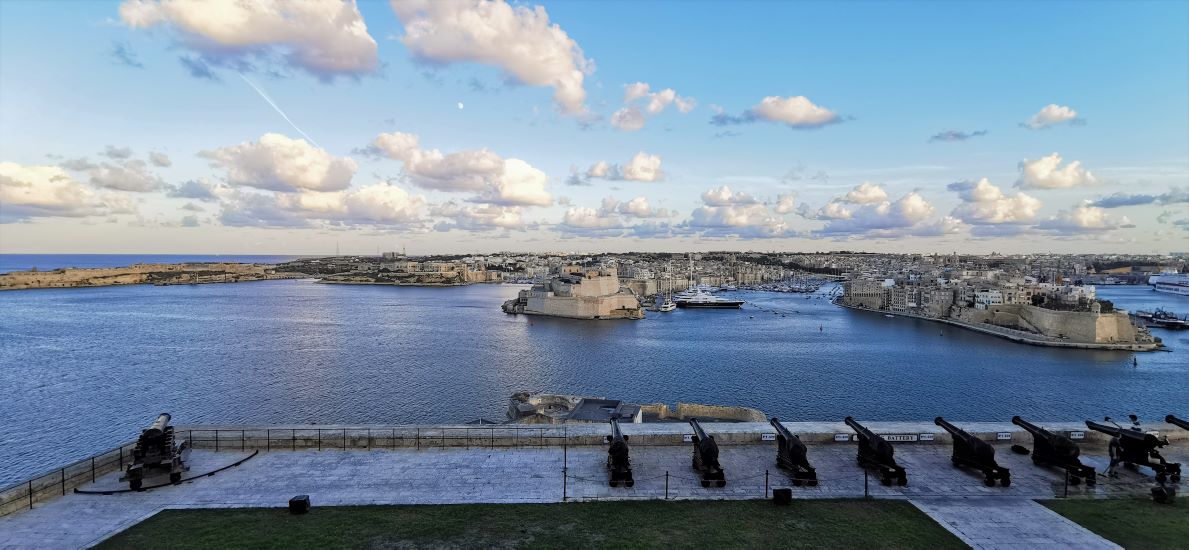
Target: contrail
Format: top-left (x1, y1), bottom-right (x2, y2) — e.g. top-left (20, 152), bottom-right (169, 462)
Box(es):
top-left (238, 74), bottom-right (321, 148)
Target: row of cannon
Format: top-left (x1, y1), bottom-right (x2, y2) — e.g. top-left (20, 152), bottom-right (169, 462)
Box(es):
top-left (605, 415), bottom-right (1189, 489)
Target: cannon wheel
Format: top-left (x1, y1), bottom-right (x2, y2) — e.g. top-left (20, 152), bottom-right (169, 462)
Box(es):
top-left (625, 479), bottom-right (635, 488)
top-left (1156, 472), bottom-right (1167, 483)
top-left (129, 479), bottom-right (142, 491)
top-left (880, 476), bottom-right (892, 486)
top-left (700, 478), bottom-right (710, 488)
top-left (792, 479), bottom-right (803, 487)
top-left (1000, 474), bottom-right (1011, 487)
top-left (716, 479), bottom-right (726, 488)
top-left (169, 472), bottom-right (181, 483)
top-left (897, 474), bottom-right (908, 487)
top-left (983, 475), bottom-right (996, 487)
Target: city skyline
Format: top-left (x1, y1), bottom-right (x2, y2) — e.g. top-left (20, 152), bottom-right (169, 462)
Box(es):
top-left (1, 0), bottom-right (1188, 255)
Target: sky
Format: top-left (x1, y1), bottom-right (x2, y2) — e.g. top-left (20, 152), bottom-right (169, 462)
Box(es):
top-left (0, 0), bottom-right (1187, 255)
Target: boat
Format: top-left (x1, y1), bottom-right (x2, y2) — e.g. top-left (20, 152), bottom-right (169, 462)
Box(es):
top-left (657, 300), bottom-right (677, 312)
top-left (1149, 272), bottom-right (1189, 296)
top-left (674, 289), bottom-right (744, 308)
top-left (1134, 308), bottom-right (1189, 330)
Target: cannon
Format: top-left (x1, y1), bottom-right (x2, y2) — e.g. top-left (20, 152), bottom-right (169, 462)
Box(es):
top-left (844, 417), bottom-right (907, 486)
top-left (689, 419), bottom-right (726, 487)
top-left (605, 418), bottom-right (634, 487)
top-left (935, 417), bottom-right (1010, 487)
top-left (1168, 415), bottom-right (1189, 431)
top-left (769, 418), bottom-right (817, 486)
top-left (120, 413), bottom-right (189, 490)
top-left (1086, 417), bottom-right (1181, 483)
top-left (1011, 416), bottom-right (1095, 485)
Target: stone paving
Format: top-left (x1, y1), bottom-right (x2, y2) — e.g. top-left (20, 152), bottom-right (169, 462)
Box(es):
top-left (0, 443), bottom-right (1172, 549)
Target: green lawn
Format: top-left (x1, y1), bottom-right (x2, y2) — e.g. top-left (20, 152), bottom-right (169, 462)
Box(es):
top-left (1042, 498), bottom-right (1189, 550)
top-left (98, 499), bottom-right (964, 549)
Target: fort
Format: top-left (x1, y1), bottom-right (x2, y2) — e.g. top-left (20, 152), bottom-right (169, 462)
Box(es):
top-left (501, 266), bottom-right (644, 320)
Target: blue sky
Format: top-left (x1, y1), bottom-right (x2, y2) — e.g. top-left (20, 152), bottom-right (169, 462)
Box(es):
top-left (0, 0), bottom-right (1186, 254)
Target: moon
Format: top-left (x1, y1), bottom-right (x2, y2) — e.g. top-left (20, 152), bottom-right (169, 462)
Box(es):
top-left (457, 102), bottom-right (464, 110)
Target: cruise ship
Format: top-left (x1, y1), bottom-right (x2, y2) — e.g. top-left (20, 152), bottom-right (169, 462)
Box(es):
top-left (673, 288), bottom-right (745, 308)
top-left (1149, 272), bottom-right (1189, 297)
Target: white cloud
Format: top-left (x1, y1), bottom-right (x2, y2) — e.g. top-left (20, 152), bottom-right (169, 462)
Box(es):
top-left (167, 179), bottom-right (220, 201)
top-left (948, 178), bottom-right (1043, 224)
top-left (620, 152), bottom-right (664, 182)
top-left (1024, 104), bottom-right (1079, 129)
top-left (773, 193), bottom-right (796, 214)
top-left (753, 96), bottom-right (838, 127)
top-left (369, 131), bottom-right (552, 207)
top-left (816, 191), bottom-right (938, 236)
top-left (842, 181), bottom-right (888, 204)
top-left (148, 151), bottom-right (172, 167)
top-left (1036, 201), bottom-right (1119, 233)
top-left (1016, 153), bottom-right (1098, 189)
top-left (701, 185), bottom-right (758, 206)
top-left (563, 206), bottom-right (622, 230)
top-left (202, 133), bottom-right (357, 192)
top-left (221, 182), bottom-right (427, 228)
top-left (433, 201), bottom-right (526, 231)
top-left (0, 162), bottom-right (104, 221)
top-left (610, 107), bottom-right (646, 132)
top-left (87, 159), bottom-right (164, 192)
top-left (119, 0), bottom-right (379, 79)
top-left (391, 0), bottom-right (592, 115)
top-left (581, 152), bottom-right (665, 183)
top-left (610, 82), bottom-right (695, 131)
top-left (601, 196), bottom-right (668, 218)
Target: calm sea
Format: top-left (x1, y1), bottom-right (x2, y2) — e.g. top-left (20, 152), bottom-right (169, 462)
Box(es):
top-left (0, 254), bottom-right (302, 274)
top-left (0, 278), bottom-right (1186, 486)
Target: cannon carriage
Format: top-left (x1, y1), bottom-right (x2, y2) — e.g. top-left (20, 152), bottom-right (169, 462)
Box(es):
top-left (1086, 417), bottom-right (1181, 483)
top-left (769, 418), bottom-right (817, 486)
top-left (1011, 416), bottom-right (1095, 485)
top-left (688, 419), bottom-right (726, 487)
top-left (844, 417), bottom-right (907, 486)
top-left (605, 418), bottom-right (635, 487)
top-left (935, 417), bottom-right (1010, 487)
top-left (119, 413), bottom-right (189, 490)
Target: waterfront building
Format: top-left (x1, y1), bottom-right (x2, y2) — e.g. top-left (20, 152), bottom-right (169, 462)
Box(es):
top-left (502, 266), bottom-right (644, 320)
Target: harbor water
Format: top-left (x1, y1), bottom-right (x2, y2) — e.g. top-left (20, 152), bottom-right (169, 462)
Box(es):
top-left (0, 277), bottom-right (1186, 486)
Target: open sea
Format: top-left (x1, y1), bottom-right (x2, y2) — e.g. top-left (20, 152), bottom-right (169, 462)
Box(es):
top-left (0, 256), bottom-right (1187, 486)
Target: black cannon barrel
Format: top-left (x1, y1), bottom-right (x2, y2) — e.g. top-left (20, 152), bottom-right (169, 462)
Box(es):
top-left (145, 413), bottom-right (171, 438)
top-left (769, 417), bottom-right (794, 440)
top-left (610, 418), bottom-right (624, 440)
top-left (1011, 415), bottom-right (1049, 436)
top-left (1085, 420), bottom-right (1160, 446)
top-left (844, 416), bottom-right (875, 438)
top-left (934, 416), bottom-right (963, 435)
top-left (1168, 415), bottom-right (1189, 431)
top-left (689, 418), bottom-right (710, 440)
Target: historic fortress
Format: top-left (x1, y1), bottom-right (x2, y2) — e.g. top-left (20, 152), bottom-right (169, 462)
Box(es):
top-left (502, 266), bottom-right (644, 320)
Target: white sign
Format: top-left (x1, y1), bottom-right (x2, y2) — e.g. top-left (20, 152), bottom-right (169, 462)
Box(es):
top-left (919, 433), bottom-right (935, 442)
top-left (884, 434), bottom-right (919, 442)
top-left (996, 432), bottom-right (1013, 441)
top-left (1069, 431), bottom-right (1085, 440)
top-left (761, 433), bottom-right (776, 441)
top-left (834, 433), bottom-right (852, 442)
top-left (683, 434), bottom-right (693, 443)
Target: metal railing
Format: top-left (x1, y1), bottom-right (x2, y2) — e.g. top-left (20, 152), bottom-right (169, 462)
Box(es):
top-left (0, 441), bottom-right (136, 517)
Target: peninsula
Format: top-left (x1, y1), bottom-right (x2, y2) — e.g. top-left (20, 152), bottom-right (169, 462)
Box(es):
top-left (0, 263), bottom-right (302, 291)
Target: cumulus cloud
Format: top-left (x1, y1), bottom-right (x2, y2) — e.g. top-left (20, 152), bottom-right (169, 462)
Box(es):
top-left (201, 133), bottom-right (357, 192)
top-left (575, 152), bottom-right (664, 184)
top-left (773, 193), bottom-right (796, 214)
top-left (1090, 187), bottom-right (1189, 208)
top-left (1016, 153), bottom-right (1098, 189)
top-left (948, 178), bottom-right (1042, 224)
top-left (0, 162), bottom-right (104, 221)
top-left (600, 196), bottom-right (668, 218)
top-left (218, 190), bottom-right (310, 228)
top-left (711, 95), bottom-right (840, 129)
top-left (701, 185), bottom-right (758, 206)
top-left (928, 129), bottom-right (987, 143)
top-left (433, 202), bottom-right (526, 231)
top-left (119, 0), bottom-right (379, 80)
top-left (167, 179), bottom-right (219, 201)
top-left (219, 181), bottom-right (427, 229)
top-left (610, 82), bottom-right (695, 131)
top-left (842, 182), bottom-right (888, 204)
top-left (1036, 201), bottom-right (1119, 234)
top-left (101, 145), bottom-right (133, 160)
top-left (88, 159), bottom-right (164, 192)
top-left (368, 131), bottom-right (551, 206)
top-left (110, 41), bottom-right (144, 69)
top-left (391, 0), bottom-right (593, 115)
top-left (1023, 104), bottom-right (1080, 129)
top-left (148, 151), bottom-right (172, 167)
top-left (815, 191), bottom-right (938, 237)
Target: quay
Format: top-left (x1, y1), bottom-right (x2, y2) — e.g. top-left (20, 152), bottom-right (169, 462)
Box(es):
top-left (1, 420), bottom-right (1184, 548)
